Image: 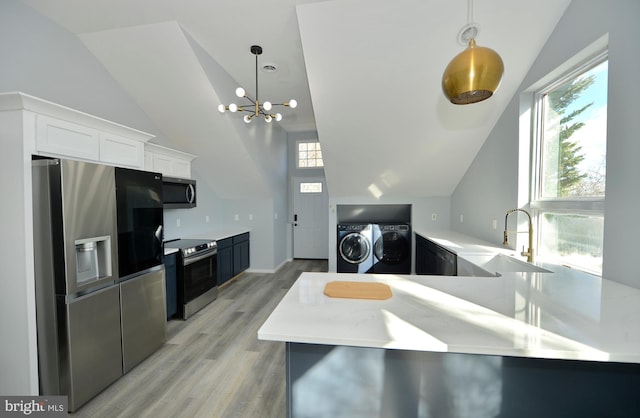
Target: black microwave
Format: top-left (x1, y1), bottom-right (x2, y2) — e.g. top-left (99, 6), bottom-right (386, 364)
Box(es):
top-left (162, 176), bottom-right (196, 209)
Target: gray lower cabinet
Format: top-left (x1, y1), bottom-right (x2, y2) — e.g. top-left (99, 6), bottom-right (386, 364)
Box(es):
top-left (286, 343), bottom-right (640, 418)
top-left (217, 238), bottom-right (234, 285)
top-left (163, 252), bottom-right (177, 319)
top-left (233, 232), bottom-right (250, 276)
top-left (217, 233), bottom-right (250, 285)
top-left (415, 234), bottom-right (457, 275)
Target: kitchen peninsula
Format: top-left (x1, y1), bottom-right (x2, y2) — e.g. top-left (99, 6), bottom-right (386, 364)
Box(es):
top-left (258, 232), bottom-right (640, 417)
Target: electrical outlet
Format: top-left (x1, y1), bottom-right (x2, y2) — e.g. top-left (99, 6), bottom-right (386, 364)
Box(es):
top-left (431, 213), bottom-right (437, 221)
top-left (205, 215), bottom-right (210, 223)
top-left (460, 214), bottom-right (464, 223)
top-left (234, 214), bottom-right (239, 221)
top-left (249, 214), bottom-right (254, 221)
top-left (492, 219), bottom-right (497, 229)
top-left (176, 218), bottom-right (181, 227)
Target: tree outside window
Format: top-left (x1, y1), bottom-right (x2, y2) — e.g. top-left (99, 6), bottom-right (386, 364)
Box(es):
top-left (532, 55), bottom-right (607, 275)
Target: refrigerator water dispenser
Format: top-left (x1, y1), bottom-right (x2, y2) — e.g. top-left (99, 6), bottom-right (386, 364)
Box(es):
top-left (75, 236), bottom-right (112, 284)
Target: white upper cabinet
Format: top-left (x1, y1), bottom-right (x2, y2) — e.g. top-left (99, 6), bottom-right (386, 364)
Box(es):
top-left (0, 92), bottom-right (157, 169)
top-left (36, 114), bottom-right (101, 161)
top-left (99, 132), bottom-right (145, 168)
top-left (0, 92), bottom-right (196, 176)
top-left (144, 143), bottom-right (196, 179)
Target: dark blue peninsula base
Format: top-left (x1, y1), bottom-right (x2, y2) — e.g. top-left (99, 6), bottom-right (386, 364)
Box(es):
top-left (286, 343), bottom-right (640, 418)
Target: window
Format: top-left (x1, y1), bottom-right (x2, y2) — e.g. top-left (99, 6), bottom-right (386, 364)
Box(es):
top-left (297, 141), bottom-right (324, 168)
top-left (299, 182), bottom-right (323, 193)
top-left (531, 52), bottom-right (608, 275)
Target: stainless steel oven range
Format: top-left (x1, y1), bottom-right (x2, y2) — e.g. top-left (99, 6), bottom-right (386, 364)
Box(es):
top-left (164, 238), bottom-right (217, 319)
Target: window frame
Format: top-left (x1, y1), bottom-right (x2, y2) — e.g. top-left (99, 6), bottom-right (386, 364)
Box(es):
top-left (296, 140), bottom-right (324, 169)
top-left (528, 48), bottom-right (608, 275)
top-left (299, 181), bottom-right (323, 193)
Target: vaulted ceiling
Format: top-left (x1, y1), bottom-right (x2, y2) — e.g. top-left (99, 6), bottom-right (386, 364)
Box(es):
top-left (21, 0), bottom-right (571, 199)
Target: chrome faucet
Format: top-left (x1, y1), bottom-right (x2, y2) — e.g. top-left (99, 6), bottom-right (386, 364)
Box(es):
top-left (503, 208), bottom-right (534, 262)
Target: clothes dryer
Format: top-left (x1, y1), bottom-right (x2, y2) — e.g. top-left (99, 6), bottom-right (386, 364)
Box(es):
top-left (372, 223), bottom-right (412, 274)
top-left (337, 224), bottom-right (374, 273)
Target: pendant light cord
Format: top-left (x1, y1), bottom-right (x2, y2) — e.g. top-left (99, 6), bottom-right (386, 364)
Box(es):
top-left (467, 0), bottom-right (474, 25)
top-left (255, 52), bottom-right (259, 106)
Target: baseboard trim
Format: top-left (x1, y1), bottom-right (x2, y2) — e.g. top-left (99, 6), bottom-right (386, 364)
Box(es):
top-left (245, 258), bottom-right (292, 274)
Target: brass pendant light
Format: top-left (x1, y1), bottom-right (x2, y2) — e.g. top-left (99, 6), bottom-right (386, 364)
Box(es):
top-left (442, 0), bottom-right (504, 105)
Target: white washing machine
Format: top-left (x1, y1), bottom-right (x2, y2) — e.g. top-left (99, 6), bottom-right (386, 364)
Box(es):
top-left (337, 224), bottom-right (374, 273)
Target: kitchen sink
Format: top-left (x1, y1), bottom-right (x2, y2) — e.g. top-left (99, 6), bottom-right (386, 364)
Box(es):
top-left (459, 254), bottom-right (552, 276)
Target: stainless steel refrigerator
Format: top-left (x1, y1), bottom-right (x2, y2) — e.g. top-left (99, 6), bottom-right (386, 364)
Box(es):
top-left (33, 159), bottom-right (167, 412)
top-left (32, 158), bottom-right (123, 411)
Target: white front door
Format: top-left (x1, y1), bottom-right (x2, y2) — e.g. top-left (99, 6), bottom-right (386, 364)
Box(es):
top-left (292, 177), bottom-right (329, 259)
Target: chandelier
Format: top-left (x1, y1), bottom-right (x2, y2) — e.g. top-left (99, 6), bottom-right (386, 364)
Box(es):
top-left (218, 45), bottom-right (297, 123)
top-left (441, 0), bottom-right (504, 104)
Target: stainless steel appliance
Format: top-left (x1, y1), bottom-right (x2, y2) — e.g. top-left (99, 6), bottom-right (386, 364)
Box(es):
top-left (164, 239), bottom-right (217, 319)
top-left (337, 224), bottom-right (374, 273)
top-left (162, 176), bottom-right (196, 208)
top-left (114, 167), bottom-right (167, 373)
top-left (32, 158), bottom-right (123, 412)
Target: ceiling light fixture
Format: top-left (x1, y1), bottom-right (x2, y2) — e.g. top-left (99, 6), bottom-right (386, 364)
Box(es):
top-left (441, 0), bottom-right (504, 105)
top-left (218, 45), bottom-right (297, 123)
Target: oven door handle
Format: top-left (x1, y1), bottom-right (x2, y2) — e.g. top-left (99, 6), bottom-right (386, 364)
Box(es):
top-left (183, 249), bottom-right (217, 266)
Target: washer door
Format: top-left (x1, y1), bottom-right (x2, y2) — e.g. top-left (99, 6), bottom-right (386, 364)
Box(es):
top-left (339, 233), bottom-right (371, 264)
top-left (374, 231), bottom-right (409, 265)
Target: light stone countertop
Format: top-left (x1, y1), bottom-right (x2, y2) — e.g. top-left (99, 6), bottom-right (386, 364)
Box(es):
top-left (163, 228), bottom-right (250, 256)
top-left (182, 227), bottom-right (250, 242)
top-left (258, 231), bottom-right (640, 364)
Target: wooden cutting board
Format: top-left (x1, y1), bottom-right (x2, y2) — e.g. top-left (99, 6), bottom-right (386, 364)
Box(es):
top-left (324, 281), bottom-right (392, 300)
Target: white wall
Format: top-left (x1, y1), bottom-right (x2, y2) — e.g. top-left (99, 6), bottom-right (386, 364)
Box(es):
top-left (0, 0), bottom-right (168, 145)
top-left (0, 110), bottom-right (38, 395)
top-left (451, 0), bottom-right (640, 288)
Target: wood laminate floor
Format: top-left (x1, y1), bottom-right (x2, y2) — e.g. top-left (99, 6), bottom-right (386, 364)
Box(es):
top-left (72, 259), bottom-right (328, 418)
